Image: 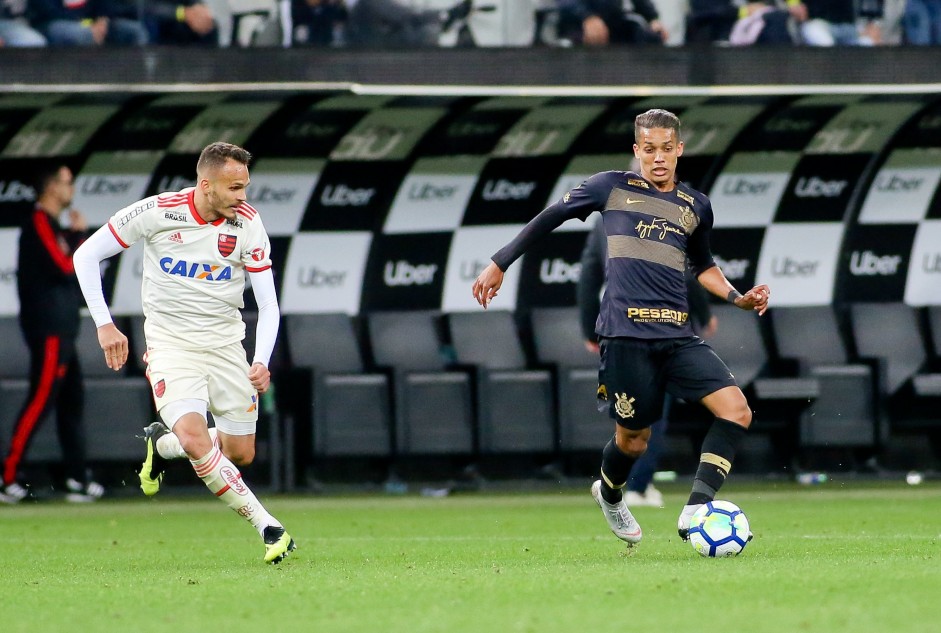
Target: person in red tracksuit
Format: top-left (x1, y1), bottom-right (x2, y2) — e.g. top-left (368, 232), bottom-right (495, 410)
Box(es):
top-left (0, 165), bottom-right (103, 504)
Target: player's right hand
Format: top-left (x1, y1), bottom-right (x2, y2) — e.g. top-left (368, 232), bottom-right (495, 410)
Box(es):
top-left (97, 322), bottom-right (129, 371)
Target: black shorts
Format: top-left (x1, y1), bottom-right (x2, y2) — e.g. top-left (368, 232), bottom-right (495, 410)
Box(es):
top-left (597, 336), bottom-right (737, 430)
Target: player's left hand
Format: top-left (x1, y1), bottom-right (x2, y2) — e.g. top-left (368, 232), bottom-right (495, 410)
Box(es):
top-left (739, 284), bottom-right (771, 316)
top-left (472, 261), bottom-right (505, 310)
top-left (248, 362), bottom-right (271, 394)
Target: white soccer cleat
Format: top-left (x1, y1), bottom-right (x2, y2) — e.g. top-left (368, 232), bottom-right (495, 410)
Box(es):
top-left (677, 503), bottom-right (704, 541)
top-left (591, 480), bottom-right (642, 545)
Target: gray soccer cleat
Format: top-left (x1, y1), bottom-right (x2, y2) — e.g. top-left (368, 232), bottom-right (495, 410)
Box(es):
top-left (591, 480), bottom-right (642, 545)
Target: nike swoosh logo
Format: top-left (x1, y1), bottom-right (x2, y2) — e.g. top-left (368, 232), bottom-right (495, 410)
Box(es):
top-left (625, 198), bottom-right (643, 205)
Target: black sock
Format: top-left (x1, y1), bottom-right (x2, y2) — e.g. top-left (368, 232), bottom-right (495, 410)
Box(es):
top-left (600, 436), bottom-right (635, 504)
top-left (687, 418), bottom-right (747, 505)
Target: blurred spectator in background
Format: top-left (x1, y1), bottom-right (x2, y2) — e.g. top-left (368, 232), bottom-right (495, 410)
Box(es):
top-left (292, 0), bottom-right (346, 46)
top-left (800, 0), bottom-right (882, 44)
top-left (0, 165), bottom-right (103, 505)
top-left (1, 0), bottom-right (47, 45)
top-left (29, 0), bottom-right (148, 46)
top-left (903, 0), bottom-right (941, 44)
top-left (557, 0), bottom-right (668, 45)
top-left (345, 0), bottom-right (469, 47)
top-left (686, 0), bottom-right (804, 45)
top-left (144, 0), bottom-right (217, 45)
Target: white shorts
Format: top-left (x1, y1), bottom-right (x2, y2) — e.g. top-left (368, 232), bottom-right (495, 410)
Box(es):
top-left (145, 342), bottom-right (258, 436)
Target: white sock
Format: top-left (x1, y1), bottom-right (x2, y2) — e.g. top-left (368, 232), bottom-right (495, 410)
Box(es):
top-left (157, 427), bottom-right (218, 459)
top-left (190, 446), bottom-right (281, 536)
top-left (156, 432), bottom-right (187, 459)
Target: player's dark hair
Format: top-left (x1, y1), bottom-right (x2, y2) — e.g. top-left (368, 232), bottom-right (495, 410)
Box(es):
top-left (634, 109), bottom-right (681, 142)
top-left (196, 142), bottom-right (252, 176)
top-left (33, 164), bottom-right (69, 195)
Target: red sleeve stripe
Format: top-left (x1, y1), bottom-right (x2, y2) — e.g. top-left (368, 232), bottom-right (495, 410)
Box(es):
top-left (245, 264), bottom-right (272, 273)
top-left (236, 210), bottom-right (254, 220)
top-left (34, 210), bottom-right (73, 274)
top-left (107, 222), bottom-right (130, 248)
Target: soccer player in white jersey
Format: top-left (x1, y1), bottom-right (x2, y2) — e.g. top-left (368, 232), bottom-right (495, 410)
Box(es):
top-left (73, 142), bottom-right (295, 564)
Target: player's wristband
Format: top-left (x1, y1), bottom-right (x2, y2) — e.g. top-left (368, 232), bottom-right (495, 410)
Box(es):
top-left (176, 5), bottom-right (186, 21)
top-left (727, 290), bottom-right (743, 304)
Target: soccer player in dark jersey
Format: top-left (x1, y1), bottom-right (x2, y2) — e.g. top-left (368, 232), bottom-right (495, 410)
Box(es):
top-left (472, 108), bottom-right (769, 545)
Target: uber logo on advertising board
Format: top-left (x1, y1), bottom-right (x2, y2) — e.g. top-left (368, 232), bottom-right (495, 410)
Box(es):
top-left (96, 105), bottom-right (204, 151)
top-left (755, 223), bottom-right (845, 306)
top-left (442, 226), bottom-right (524, 312)
top-left (776, 154), bottom-right (870, 223)
top-left (709, 152), bottom-right (799, 228)
top-left (385, 159), bottom-right (482, 233)
top-left (517, 232), bottom-right (588, 308)
top-left (422, 108), bottom-right (526, 156)
top-left (248, 105), bottom-right (367, 157)
top-left (281, 232), bottom-right (372, 315)
top-left (463, 156), bottom-right (568, 226)
top-left (0, 229), bottom-right (20, 316)
top-left (0, 158), bottom-right (44, 227)
top-left (361, 233), bottom-right (451, 310)
top-left (858, 150), bottom-right (941, 224)
top-left (709, 228), bottom-right (763, 291)
top-left (74, 173), bottom-right (152, 227)
top-left (746, 105), bottom-right (840, 152)
top-left (838, 225), bottom-right (913, 302)
top-left (247, 158), bottom-right (323, 236)
top-left (904, 220), bottom-right (941, 305)
top-left (72, 151), bottom-right (164, 226)
top-left (301, 161), bottom-right (408, 232)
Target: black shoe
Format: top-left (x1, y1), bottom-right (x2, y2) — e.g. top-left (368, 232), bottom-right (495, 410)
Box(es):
top-left (263, 526), bottom-right (297, 564)
top-left (138, 421), bottom-right (171, 496)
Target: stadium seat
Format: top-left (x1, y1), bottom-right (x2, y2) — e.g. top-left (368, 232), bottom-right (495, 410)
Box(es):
top-left (448, 311), bottom-right (554, 454)
top-left (772, 305), bottom-right (875, 448)
top-left (529, 307), bottom-right (609, 452)
top-left (368, 310), bottom-right (473, 456)
top-left (285, 313), bottom-right (392, 458)
top-left (850, 303), bottom-right (941, 443)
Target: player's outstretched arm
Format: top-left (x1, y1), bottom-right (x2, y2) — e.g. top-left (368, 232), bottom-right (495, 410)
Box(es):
top-left (73, 225), bottom-right (128, 370)
top-left (472, 261), bottom-right (505, 309)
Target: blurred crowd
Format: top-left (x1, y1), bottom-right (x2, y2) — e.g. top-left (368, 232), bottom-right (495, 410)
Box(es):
top-left (0, 0), bottom-right (938, 48)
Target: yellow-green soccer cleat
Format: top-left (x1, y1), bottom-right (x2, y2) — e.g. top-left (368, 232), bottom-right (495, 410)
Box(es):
top-left (138, 421), bottom-right (170, 496)
top-left (263, 526), bottom-right (297, 564)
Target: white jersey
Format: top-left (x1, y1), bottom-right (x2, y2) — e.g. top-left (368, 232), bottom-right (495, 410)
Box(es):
top-left (107, 187), bottom-right (273, 351)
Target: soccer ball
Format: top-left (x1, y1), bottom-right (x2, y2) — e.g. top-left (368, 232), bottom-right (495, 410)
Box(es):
top-left (688, 500), bottom-right (751, 558)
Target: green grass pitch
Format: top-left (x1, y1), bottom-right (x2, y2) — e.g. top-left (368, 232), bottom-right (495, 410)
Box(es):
top-left (1, 482), bottom-right (938, 633)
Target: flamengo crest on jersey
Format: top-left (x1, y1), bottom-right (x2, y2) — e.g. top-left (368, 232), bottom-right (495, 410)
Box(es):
top-left (107, 188), bottom-right (272, 351)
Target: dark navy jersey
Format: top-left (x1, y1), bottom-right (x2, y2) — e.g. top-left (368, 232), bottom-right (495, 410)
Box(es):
top-left (492, 170), bottom-right (716, 339)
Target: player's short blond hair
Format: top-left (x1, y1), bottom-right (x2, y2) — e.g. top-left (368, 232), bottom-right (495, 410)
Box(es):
top-left (634, 109), bottom-right (681, 143)
top-left (196, 142), bottom-right (252, 177)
